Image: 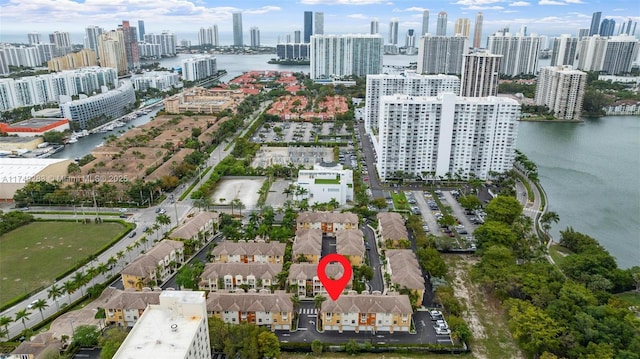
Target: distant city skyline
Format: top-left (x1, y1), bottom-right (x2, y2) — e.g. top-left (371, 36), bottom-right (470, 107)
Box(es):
top-left (0, 0), bottom-right (638, 46)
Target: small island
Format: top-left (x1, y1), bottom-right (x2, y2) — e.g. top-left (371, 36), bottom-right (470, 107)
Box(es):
top-left (267, 58), bottom-right (310, 65)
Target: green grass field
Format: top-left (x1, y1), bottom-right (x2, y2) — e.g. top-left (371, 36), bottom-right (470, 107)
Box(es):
top-left (616, 292), bottom-right (640, 306)
top-left (0, 221), bottom-right (125, 306)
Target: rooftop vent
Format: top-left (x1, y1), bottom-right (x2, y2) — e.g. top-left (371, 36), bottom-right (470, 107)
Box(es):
top-left (171, 324), bottom-right (178, 332)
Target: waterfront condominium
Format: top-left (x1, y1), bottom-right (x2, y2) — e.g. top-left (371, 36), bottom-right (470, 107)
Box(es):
top-left (182, 55), bottom-right (217, 81)
top-left (550, 35), bottom-right (578, 66)
top-left (199, 26), bottom-right (219, 46)
top-left (49, 31), bottom-right (72, 57)
top-left (473, 12), bottom-right (483, 48)
top-left (601, 35), bottom-right (640, 75)
top-left (575, 35), bottom-right (607, 71)
top-left (250, 27), bottom-right (260, 48)
top-left (138, 20), bottom-right (145, 41)
top-left (454, 18), bottom-right (470, 37)
top-left (98, 30), bottom-right (128, 75)
top-left (589, 11), bottom-right (602, 36)
top-left (121, 21), bottom-right (140, 70)
top-left (487, 32), bottom-right (541, 76)
top-left (364, 72), bottom-right (460, 135)
top-left (460, 51), bottom-right (501, 97)
top-left (113, 291), bottom-right (211, 359)
top-left (310, 34), bottom-right (383, 79)
top-left (376, 93), bottom-right (520, 181)
top-left (233, 12), bottom-right (243, 47)
top-left (60, 81), bottom-right (136, 129)
top-left (28, 32), bottom-right (41, 45)
top-left (84, 26), bottom-right (104, 56)
top-left (535, 65), bottom-right (587, 121)
top-left (371, 18), bottom-right (379, 34)
top-left (144, 32), bottom-right (177, 56)
top-left (389, 18), bottom-right (399, 45)
top-left (304, 11), bottom-right (313, 43)
top-left (436, 12), bottom-right (447, 36)
top-left (416, 35), bottom-right (469, 75)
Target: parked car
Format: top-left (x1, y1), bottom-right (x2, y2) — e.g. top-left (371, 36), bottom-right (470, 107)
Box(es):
top-left (27, 300), bottom-right (38, 309)
top-left (129, 231), bottom-right (137, 238)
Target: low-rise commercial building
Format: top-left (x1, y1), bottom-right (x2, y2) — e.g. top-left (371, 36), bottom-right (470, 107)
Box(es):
top-left (295, 163), bottom-right (353, 206)
top-left (0, 158), bottom-right (72, 202)
top-left (0, 118), bottom-right (70, 137)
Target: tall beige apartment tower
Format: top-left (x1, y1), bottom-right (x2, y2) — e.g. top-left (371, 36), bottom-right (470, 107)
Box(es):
top-left (98, 30), bottom-right (127, 75)
top-left (535, 65), bottom-right (587, 121)
top-left (473, 12), bottom-right (483, 48)
top-left (454, 18), bottom-right (470, 37)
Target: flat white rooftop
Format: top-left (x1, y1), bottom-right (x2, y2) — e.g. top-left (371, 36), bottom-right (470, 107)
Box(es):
top-left (0, 158), bottom-right (69, 182)
top-left (114, 291), bottom-right (208, 359)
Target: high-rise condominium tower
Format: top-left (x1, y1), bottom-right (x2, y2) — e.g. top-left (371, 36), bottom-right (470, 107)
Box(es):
top-left (436, 12), bottom-right (447, 36)
top-left (364, 72), bottom-right (460, 133)
top-left (487, 32), bottom-right (541, 76)
top-left (371, 18), bottom-right (379, 34)
top-left (589, 12), bottom-right (602, 36)
top-left (232, 12), bottom-right (243, 47)
top-left (84, 26), bottom-right (103, 56)
top-left (422, 11), bottom-right (429, 35)
top-left (315, 12), bottom-right (324, 34)
top-left (473, 12), bottom-right (483, 48)
top-left (310, 34), bottom-right (383, 79)
top-left (535, 65), bottom-right (586, 121)
top-left (389, 18), bottom-right (399, 44)
top-left (28, 33), bottom-right (41, 45)
top-left (575, 35), bottom-right (607, 71)
top-left (294, 30), bottom-right (301, 43)
top-left (98, 30), bottom-right (127, 75)
top-left (601, 35), bottom-right (640, 75)
top-left (121, 21), bottom-right (140, 70)
top-left (454, 18), bottom-right (470, 37)
top-left (417, 35), bottom-right (469, 75)
top-left (138, 20), bottom-right (145, 41)
top-left (250, 27), bottom-right (260, 48)
top-left (550, 35), bottom-right (578, 66)
top-left (49, 31), bottom-right (72, 57)
top-left (599, 19), bottom-right (616, 37)
top-left (376, 93), bottom-right (519, 181)
top-left (304, 11), bottom-right (313, 43)
top-left (406, 29), bottom-right (416, 49)
top-left (460, 51), bottom-right (501, 97)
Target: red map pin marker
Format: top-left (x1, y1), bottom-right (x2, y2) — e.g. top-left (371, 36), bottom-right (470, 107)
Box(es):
top-left (317, 253), bottom-right (352, 301)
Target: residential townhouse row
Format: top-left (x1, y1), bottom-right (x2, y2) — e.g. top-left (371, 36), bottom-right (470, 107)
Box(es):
top-left (376, 212), bottom-right (409, 248)
top-left (97, 288), bottom-right (413, 333)
top-left (292, 228), bottom-right (365, 266)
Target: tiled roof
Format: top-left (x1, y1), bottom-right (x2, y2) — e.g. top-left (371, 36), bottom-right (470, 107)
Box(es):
top-left (386, 250), bottom-right (425, 291)
top-left (288, 263), bottom-right (346, 281)
top-left (377, 213), bottom-right (408, 241)
top-left (296, 211), bottom-right (359, 225)
top-left (200, 262), bottom-right (282, 281)
top-left (212, 240), bottom-right (286, 258)
top-left (103, 289), bottom-right (161, 310)
top-left (206, 291), bottom-right (293, 313)
top-left (170, 211), bottom-right (219, 240)
top-left (121, 240), bottom-right (184, 277)
top-left (335, 229), bottom-right (365, 256)
top-left (292, 229), bottom-right (322, 257)
top-left (321, 293), bottom-right (412, 315)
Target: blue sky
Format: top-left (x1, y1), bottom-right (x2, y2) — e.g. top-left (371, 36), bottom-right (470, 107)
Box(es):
top-left (0, 0), bottom-right (638, 44)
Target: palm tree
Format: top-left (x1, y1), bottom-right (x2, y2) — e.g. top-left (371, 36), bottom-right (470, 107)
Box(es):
top-left (156, 213), bottom-right (171, 235)
top-left (96, 263), bottom-right (108, 278)
top-left (231, 199), bottom-right (244, 216)
top-left (48, 284), bottom-right (63, 311)
top-left (0, 316), bottom-right (12, 340)
top-left (63, 280), bottom-right (76, 304)
top-left (313, 295), bottom-right (326, 310)
top-left (107, 256), bottom-right (118, 275)
top-left (72, 271), bottom-right (87, 296)
top-left (135, 277), bottom-right (146, 291)
top-left (140, 236), bottom-right (150, 250)
top-left (540, 211), bottom-right (560, 233)
top-left (32, 299), bottom-right (48, 322)
top-left (15, 309), bottom-right (30, 331)
top-left (291, 295), bottom-right (301, 312)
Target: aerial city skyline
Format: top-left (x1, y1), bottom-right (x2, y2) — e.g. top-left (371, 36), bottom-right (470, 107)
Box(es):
top-left (1, 0), bottom-right (639, 45)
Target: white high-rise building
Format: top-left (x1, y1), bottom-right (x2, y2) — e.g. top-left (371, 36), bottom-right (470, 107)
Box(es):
top-left (138, 42), bottom-right (161, 58)
top-left (49, 31), bottom-right (72, 57)
top-left (575, 35), bottom-right (608, 71)
top-left (28, 33), bottom-right (41, 45)
top-left (199, 26), bottom-right (219, 46)
top-left (0, 45), bottom-right (42, 68)
top-left (310, 34), bottom-right (383, 79)
top-left (454, 18), bottom-right (471, 37)
top-left (250, 27), bottom-right (260, 48)
top-left (535, 65), bottom-right (586, 121)
top-left (460, 51), bottom-right (502, 97)
top-left (144, 32), bottom-right (177, 56)
top-left (601, 35), bottom-right (640, 75)
top-left (377, 93), bottom-right (519, 181)
top-left (182, 55), bottom-right (217, 81)
top-left (389, 18), bottom-right (399, 44)
top-left (550, 34), bottom-right (578, 66)
top-left (416, 35), bottom-right (469, 75)
top-left (315, 12), bottom-right (324, 35)
top-left (84, 26), bottom-right (104, 56)
top-left (364, 72), bottom-right (460, 135)
top-left (487, 32), bottom-right (541, 76)
top-left (233, 12), bottom-right (243, 47)
top-left (113, 291), bottom-right (211, 359)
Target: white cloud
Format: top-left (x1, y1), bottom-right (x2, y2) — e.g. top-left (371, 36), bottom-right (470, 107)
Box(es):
top-left (455, 0), bottom-right (503, 5)
top-left (300, 0), bottom-right (386, 4)
top-left (502, 10), bottom-right (519, 13)
top-left (404, 7), bottom-right (429, 12)
top-left (538, 0), bottom-right (567, 5)
top-left (347, 13), bottom-right (368, 19)
top-left (245, 6), bottom-right (281, 15)
top-left (464, 5), bottom-right (505, 10)
top-left (509, 1), bottom-right (531, 6)
top-left (564, 0), bottom-right (584, 3)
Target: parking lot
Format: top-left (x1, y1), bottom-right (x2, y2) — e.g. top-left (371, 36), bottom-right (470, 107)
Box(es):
top-left (252, 121), bottom-right (352, 144)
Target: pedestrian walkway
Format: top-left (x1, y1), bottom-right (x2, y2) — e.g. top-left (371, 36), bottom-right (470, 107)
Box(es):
top-left (299, 308), bottom-right (317, 315)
